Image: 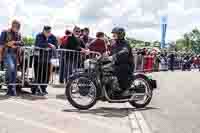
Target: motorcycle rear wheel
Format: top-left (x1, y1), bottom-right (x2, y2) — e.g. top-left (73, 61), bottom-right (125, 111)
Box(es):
top-left (129, 74), bottom-right (153, 108)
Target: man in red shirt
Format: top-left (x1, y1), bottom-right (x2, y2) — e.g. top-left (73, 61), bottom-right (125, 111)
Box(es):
top-left (88, 32), bottom-right (107, 54)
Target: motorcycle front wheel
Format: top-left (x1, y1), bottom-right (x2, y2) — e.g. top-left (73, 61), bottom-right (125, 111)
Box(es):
top-left (65, 75), bottom-right (98, 110)
top-left (129, 74), bottom-right (153, 108)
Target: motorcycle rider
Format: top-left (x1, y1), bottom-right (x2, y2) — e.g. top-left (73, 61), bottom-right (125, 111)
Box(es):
top-left (107, 27), bottom-right (134, 96)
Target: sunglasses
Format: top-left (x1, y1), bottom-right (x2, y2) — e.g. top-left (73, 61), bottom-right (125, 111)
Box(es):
top-left (75, 30), bottom-right (80, 33)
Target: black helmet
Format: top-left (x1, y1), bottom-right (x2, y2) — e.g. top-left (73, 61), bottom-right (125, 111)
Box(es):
top-left (111, 27), bottom-right (126, 39)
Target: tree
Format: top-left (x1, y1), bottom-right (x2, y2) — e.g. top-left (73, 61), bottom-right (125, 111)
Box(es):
top-left (144, 42), bottom-right (151, 46)
top-left (188, 28), bottom-right (200, 53)
top-left (175, 38), bottom-right (186, 51)
top-left (22, 36), bottom-right (35, 46)
top-left (183, 33), bottom-right (191, 51)
top-left (152, 41), bottom-right (160, 48)
top-left (126, 37), bottom-right (145, 48)
top-left (175, 28), bottom-right (200, 53)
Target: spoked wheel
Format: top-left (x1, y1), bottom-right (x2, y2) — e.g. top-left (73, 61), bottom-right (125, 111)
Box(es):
top-left (129, 75), bottom-right (153, 108)
top-left (65, 76), bottom-right (98, 110)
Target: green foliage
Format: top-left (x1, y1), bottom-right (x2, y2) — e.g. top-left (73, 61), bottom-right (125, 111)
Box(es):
top-left (22, 36), bottom-right (35, 46)
top-left (125, 28), bottom-right (200, 54)
top-left (176, 28), bottom-right (200, 53)
top-left (126, 37), bottom-right (148, 48)
top-left (175, 38), bottom-right (186, 51)
top-left (188, 28), bottom-right (200, 53)
top-left (126, 37), bottom-right (161, 50)
top-left (152, 41), bottom-right (160, 48)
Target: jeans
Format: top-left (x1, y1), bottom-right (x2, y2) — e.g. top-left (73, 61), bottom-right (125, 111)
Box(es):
top-left (4, 53), bottom-right (17, 94)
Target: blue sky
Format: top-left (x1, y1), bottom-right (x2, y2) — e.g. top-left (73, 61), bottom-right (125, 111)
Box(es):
top-left (0, 0), bottom-right (200, 42)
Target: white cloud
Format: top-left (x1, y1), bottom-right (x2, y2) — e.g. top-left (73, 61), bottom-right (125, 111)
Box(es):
top-left (0, 0), bottom-right (200, 42)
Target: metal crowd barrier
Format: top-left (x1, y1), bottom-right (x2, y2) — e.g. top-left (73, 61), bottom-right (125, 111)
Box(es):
top-left (132, 54), bottom-right (186, 73)
top-left (0, 47), bottom-right (198, 88)
top-left (0, 47), bottom-right (100, 87)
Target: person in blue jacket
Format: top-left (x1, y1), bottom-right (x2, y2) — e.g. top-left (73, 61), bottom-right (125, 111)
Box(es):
top-left (32, 26), bottom-right (56, 95)
top-left (48, 34), bottom-right (58, 49)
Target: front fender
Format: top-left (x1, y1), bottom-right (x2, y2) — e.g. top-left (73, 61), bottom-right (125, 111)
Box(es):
top-left (68, 71), bottom-right (96, 81)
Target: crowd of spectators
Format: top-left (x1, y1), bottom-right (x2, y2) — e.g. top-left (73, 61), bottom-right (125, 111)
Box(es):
top-left (0, 21), bottom-right (112, 96)
top-left (0, 19), bottom-right (199, 96)
top-left (133, 48), bottom-right (200, 72)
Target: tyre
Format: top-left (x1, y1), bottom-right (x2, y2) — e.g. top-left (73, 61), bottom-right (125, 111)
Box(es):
top-left (129, 74), bottom-right (153, 108)
top-left (65, 75), bottom-right (99, 110)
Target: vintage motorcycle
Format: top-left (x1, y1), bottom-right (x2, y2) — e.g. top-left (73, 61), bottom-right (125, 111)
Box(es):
top-left (65, 55), bottom-right (157, 110)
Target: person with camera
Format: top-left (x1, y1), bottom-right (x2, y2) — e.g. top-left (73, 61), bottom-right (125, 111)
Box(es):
top-left (0, 20), bottom-right (22, 96)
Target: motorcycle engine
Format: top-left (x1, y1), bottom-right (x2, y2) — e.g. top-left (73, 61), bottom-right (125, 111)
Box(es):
top-left (103, 76), bottom-right (119, 91)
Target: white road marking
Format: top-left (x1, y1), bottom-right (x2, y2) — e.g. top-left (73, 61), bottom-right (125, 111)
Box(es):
top-left (0, 111), bottom-right (66, 133)
top-left (128, 110), bottom-right (142, 133)
top-left (135, 111), bottom-right (152, 133)
top-left (126, 103), bottom-right (152, 133)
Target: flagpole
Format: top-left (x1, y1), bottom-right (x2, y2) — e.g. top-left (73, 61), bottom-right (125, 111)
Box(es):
top-left (161, 16), bottom-right (168, 49)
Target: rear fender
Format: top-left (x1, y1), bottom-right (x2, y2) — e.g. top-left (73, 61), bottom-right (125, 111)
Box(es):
top-left (134, 73), bottom-right (157, 90)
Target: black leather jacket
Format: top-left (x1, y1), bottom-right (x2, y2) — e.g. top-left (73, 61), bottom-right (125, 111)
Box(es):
top-left (110, 39), bottom-right (133, 65)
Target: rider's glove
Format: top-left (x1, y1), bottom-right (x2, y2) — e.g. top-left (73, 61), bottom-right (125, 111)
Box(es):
top-left (107, 56), bottom-right (116, 65)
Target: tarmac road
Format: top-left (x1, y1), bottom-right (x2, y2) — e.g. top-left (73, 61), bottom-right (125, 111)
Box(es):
top-left (0, 86), bottom-right (133, 133)
top-left (141, 71), bottom-right (200, 133)
top-left (0, 71), bottom-right (200, 133)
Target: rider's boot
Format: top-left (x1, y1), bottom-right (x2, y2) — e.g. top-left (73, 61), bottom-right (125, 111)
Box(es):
top-left (121, 82), bottom-right (136, 97)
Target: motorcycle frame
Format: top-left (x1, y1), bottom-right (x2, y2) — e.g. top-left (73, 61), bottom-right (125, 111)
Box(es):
top-left (93, 67), bottom-right (144, 103)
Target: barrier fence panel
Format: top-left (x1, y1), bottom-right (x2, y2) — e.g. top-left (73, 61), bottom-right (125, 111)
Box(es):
top-left (25, 47), bottom-right (100, 87)
top-left (0, 47), bottom-right (199, 88)
top-left (0, 47), bottom-right (101, 88)
top-left (0, 70), bottom-right (5, 86)
top-left (132, 54), bottom-right (191, 73)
